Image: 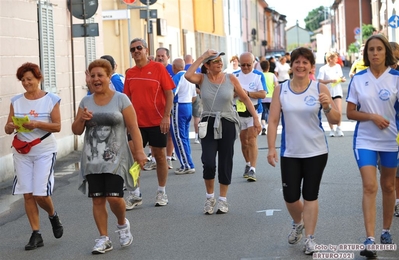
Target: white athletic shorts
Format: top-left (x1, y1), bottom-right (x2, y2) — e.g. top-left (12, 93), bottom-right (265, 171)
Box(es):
top-left (239, 116), bottom-right (255, 130)
top-left (12, 152), bottom-right (56, 196)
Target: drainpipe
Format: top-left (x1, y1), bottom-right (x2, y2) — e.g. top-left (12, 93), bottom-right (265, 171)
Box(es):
top-left (113, 0), bottom-right (125, 73)
top-left (212, 0), bottom-right (215, 33)
top-left (69, 0), bottom-right (78, 151)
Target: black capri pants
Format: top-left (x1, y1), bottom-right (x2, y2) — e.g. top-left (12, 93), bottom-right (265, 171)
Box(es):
top-left (201, 117), bottom-right (236, 185)
top-left (280, 154), bottom-right (328, 203)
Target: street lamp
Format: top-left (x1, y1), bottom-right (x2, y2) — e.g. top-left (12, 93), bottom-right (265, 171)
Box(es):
top-left (359, 0), bottom-right (362, 45)
top-left (296, 20), bottom-right (299, 48)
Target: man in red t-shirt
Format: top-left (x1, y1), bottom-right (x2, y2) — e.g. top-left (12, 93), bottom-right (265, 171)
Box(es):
top-left (124, 38), bottom-right (175, 208)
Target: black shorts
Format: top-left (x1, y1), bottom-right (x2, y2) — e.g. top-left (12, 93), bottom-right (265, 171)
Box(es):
top-left (280, 154), bottom-right (327, 203)
top-left (140, 126), bottom-right (167, 148)
top-left (86, 173), bottom-right (124, 197)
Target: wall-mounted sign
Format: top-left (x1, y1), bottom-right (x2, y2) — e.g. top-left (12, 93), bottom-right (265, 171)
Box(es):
top-left (102, 9), bottom-right (130, 20)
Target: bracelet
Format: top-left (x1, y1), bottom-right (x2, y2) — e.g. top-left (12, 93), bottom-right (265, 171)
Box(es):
top-left (323, 104), bottom-right (332, 114)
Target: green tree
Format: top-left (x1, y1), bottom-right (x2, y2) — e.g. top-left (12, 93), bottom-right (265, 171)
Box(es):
top-left (361, 24), bottom-right (376, 42)
top-left (348, 24), bottom-right (376, 54)
top-left (304, 6), bottom-right (327, 31)
top-left (348, 43), bottom-right (359, 55)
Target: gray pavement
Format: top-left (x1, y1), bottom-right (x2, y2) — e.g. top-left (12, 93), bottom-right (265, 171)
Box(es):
top-left (0, 65), bottom-right (398, 260)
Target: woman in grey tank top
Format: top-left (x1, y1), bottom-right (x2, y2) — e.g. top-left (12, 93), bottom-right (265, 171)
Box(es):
top-left (185, 49), bottom-right (261, 215)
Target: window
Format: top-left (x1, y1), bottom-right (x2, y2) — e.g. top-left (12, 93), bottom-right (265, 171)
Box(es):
top-left (38, 1), bottom-right (56, 93)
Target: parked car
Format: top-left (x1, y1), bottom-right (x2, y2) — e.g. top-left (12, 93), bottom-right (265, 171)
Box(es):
top-left (265, 50), bottom-right (285, 60)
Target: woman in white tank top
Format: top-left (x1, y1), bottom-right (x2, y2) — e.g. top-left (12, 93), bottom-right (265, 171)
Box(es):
top-left (267, 48), bottom-right (341, 255)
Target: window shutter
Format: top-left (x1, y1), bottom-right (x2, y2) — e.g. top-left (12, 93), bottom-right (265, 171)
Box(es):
top-left (38, 1), bottom-right (56, 93)
top-left (86, 17), bottom-right (97, 64)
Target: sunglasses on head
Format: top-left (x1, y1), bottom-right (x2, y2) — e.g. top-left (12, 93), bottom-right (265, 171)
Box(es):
top-left (210, 58), bottom-right (223, 64)
top-left (240, 63), bottom-right (252, 67)
top-left (130, 45), bottom-right (144, 52)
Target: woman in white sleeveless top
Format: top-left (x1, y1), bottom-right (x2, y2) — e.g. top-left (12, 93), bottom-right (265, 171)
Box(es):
top-left (267, 48), bottom-right (340, 255)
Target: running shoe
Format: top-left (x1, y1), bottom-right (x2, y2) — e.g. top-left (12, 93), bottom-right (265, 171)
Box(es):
top-left (92, 236), bottom-right (113, 254)
top-left (125, 193), bottom-right (143, 210)
top-left (243, 165), bottom-right (250, 178)
top-left (143, 161), bottom-right (156, 171)
top-left (288, 221), bottom-right (304, 244)
top-left (203, 197), bottom-right (216, 215)
top-left (175, 168), bottom-right (196, 175)
top-left (115, 218), bottom-right (133, 247)
top-left (247, 169), bottom-right (257, 182)
top-left (394, 203), bottom-right (399, 217)
top-left (336, 127), bottom-right (344, 137)
top-left (303, 235), bottom-right (317, 255)
top-left (360, 238), bottom-right (377, 258)
top-left (167, 158), bottom-right (173, 169)
top-left (155, 191), bottom-right (168, 206)
top-left (381, 231), bottom-right (393, 244)
top-left (261, 128), bottom-right (266, 135)
top-left (216, 200), bottom-right (229, 214)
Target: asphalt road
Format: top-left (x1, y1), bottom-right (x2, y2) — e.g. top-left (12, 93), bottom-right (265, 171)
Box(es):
top-left (0, 65), bottom-right (398, 260)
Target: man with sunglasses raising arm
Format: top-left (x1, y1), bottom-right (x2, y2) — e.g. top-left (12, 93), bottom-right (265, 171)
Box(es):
top-left (124, 38), bottom-right (175, 208)
top-left (234, 52), bottom-right (267, 182)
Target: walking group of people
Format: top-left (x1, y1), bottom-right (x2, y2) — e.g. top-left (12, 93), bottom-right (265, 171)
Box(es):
top-left (4, 34), bottom-right (399, 258)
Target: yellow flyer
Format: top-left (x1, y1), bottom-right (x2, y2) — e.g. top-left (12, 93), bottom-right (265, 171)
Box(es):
top-left (12, 116), bottom-right (32, 132)
top-left (396, 133), bottom-right (399, 146)
top-left (129, 162), bottom-right (141, 187)
top-left (330, 78), bottom-right (342, 88)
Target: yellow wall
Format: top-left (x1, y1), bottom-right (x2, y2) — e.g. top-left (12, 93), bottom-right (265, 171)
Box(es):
top-left (193, 0), bottom-right (224, 35)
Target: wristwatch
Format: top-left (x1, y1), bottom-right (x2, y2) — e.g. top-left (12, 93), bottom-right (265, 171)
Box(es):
top-left (323, 104), bottom-right (332, 114)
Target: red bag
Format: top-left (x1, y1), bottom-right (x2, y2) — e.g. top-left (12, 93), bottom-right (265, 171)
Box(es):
top-left (12, 133), bottom-right (51, 154)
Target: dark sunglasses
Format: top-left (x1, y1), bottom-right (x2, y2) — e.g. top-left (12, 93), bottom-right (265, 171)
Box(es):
top-left (240, 63), bottom-right (253, 67)
top-left (210, 58), bottom-right (223, 64)
top-left (130, 45), bottom-right (144, 52)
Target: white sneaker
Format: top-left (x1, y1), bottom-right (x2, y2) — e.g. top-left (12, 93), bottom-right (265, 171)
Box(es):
top-left (143, 161), bottom-right (156, 171)
top-left (115, 218), bottom-right (133, 247)
top-left (203, 197), bottom-right (216, 214)
top-left (194, 138), bottom-right (200, 144)
top-left (125, 193), bottom-right (143, 210)
top-left (329, 130), bottom-right (335, 137)
top-left (336, 128), bottom-right (344, 137)
top-left (303, 235), bottom-right (317, 255)
top-left (216, 199), bottom-right (229, 214)
top-left (92, 236), bottom-right (113, 254)
top-left (155, 191), bottom-right (168, 206)
top-left (174, 168), bottom-right (196, 175)
top-left (167, 158), bottom-right (173, 169)
top-left (288, 221), bottom-right (304, 244)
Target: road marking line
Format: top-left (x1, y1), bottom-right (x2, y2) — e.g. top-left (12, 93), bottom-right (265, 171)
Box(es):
top-left (257, 209), bottom-right (282, 216)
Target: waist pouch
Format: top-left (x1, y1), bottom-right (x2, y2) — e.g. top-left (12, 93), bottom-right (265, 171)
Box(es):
top-left (12, 133), bottom-right (51, 154)
top-left (238, 104), bottom-right (258, 117)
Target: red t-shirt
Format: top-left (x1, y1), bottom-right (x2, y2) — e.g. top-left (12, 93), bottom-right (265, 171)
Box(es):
top-left (124, 61), bottom-right (175, 127)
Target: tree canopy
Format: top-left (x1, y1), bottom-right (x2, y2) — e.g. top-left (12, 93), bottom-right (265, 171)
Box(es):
top-left (304, 6), bottom-right (328, 31)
